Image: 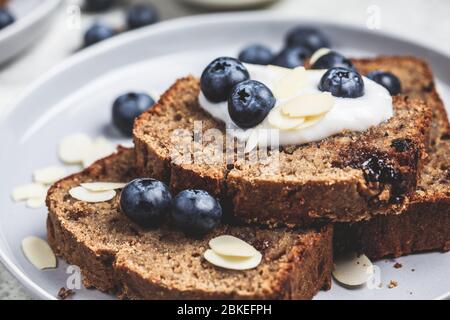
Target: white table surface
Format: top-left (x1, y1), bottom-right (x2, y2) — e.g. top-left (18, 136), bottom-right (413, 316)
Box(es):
top-left (1, 0), bottom-right (449, 300)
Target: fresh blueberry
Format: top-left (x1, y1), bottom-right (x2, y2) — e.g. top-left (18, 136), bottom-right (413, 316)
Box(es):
top-left (238, 44), bottom-right (274, 65)
top-left (319, 67), bottom-right (365, 98)
top-left (285, 27), bottom-right (330, 52)
top-left (84, 0), bottom-right (116, 12)
top-left (0, 8), bottom-right (15, 30)
top-left (120, 178), bottom-right (172, 228)
top-left (228, 80), bottom-right (276, 129)
top-left (272, 46), bottom-right (311, 68)
top-left (311, 51), bottom-right (354, 70)
top-left (171, 189), bottom-right (222, 236)
top-left (391, 138), bottom-right (412, 152)
top-left (84, 23), bottom-right (116, 47)
top-left (127, 4), bottom-right (158, 30)
top-left (367, 71), bottom-right (402, 96)
top-left (112, 92), bottom-right (155, 136)
top-left (200, 57), bottom-right (250, 103)
top-left (361, 156), bottom-right (400, 184)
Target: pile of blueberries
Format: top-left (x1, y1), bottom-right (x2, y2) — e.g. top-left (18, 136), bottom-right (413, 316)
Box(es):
top-left (120, 178), bottom-right (223, 237)
top-left (237, 27), bottom-right (401, 95)
top-left (200, 27), bottom-right (401, 130)
top-left (201, 57), bottom-right (276, 129)
top-left (83, 0), bottom-right (159, 47)
top-left (0, 6), bottom-right (14, 31)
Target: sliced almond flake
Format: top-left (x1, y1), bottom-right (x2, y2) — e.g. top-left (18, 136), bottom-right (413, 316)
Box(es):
top-left (281, 92), bottom-right (334, 118)
top-left (33, 166), bottom-right (67, 185)
top-left (204, 249), bottom-right (262, 271)
top-left (22, 236), bottom-right (57, 270)
top-left (244, 129), bottom-right (259, 153)
top-left (80, 182), bottom-right (127, 192)
top-left (12, 183), bottom-right (48, 202)
top-left (332, 253), bottom-right (374, 286)
top-left (26, 197), bottom-right (46, 209)
top-left (294, 114), bottom-right (326, 130)
top-left (59, 133), bottom-right (93, 164)
top-left (69, 186), bottom-right (116, 203)
top-left (82, 137), bottom-right (116, 168)
top-left (209, 235), bottom-right (260, 258)
top-left (273, 67), bottom-right (309, 100)
top-left (268, 107), bottom-right (305, 130)
top-left (309, 48), bottom-right (331, 65)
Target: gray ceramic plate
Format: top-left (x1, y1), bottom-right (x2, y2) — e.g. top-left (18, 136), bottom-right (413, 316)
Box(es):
top-left (0, 12), bottom-right (449, 300)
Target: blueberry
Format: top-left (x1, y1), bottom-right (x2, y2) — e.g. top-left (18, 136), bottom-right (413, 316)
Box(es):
top-left (285, 27), bottom-right (330, 52)
top-left (311, 51), bottom-right (354, 70)
top-left (238, 44), bottom-right (274, 65)
top-left (127, 4), bottom-right (159, 30)
top-left (228, 80), bottom-right (276, 129)
top-left (112, 92), bottom-right (155, 136)
top-left (120, 178), bottom-right (172, 228)
top-left (0, 8), bottom-right (15, 30)
top-left (84, 0), bottom-right (116, 12)
top-left (361, 156), bottom-right (399, 184)
top-left (201, 57), bottom-right (250, 103)
top-left (272, 46), bottom-right (311, 69)
top-left (319, 67), bottom-right (364, 98)
top-left (367, 71), bottom-right (402, 96)
top-left (84, 23), bottom-right (116, 47)
top-left (391, 138), bottom-right (412, 152)
top-left (171, 189), bottom-right (222, 236)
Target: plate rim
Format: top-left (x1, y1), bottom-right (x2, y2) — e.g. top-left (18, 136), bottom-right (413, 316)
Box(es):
top-left (1, 11), bottom-right (449, 300)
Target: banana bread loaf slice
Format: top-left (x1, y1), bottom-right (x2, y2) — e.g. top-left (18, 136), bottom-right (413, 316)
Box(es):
top-left (134, 56), bottom-right (433, 226)
top-left (333, 56), bottom-right (450, 260)
top-left (334, 135), bottom-right (450, 260)
top-left (46, 148), bottom-right (333, 300)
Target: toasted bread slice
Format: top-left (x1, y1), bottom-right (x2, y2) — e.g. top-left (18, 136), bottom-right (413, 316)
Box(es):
top-left (134, 56), bottom-right (433, 227)
top-left (46, 148), bottom-right (333, 300)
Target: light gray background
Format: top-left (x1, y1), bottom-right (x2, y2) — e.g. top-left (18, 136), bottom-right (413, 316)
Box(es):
top-left (1, 0), bottom-right (449, 300)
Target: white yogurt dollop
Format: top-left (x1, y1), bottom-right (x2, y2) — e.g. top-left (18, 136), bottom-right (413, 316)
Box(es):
top-left (198, 64), bottom-right (393, 147)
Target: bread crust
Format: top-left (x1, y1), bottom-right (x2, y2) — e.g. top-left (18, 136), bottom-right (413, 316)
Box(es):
top-left (46, 148), bottom-right (333, 300)
top-left (133, 56), bottom-right (434, 226)
top-left (334, 197), bottom-right (450, 260)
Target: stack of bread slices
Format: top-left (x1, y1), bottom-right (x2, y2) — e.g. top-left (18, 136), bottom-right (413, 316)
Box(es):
top-left (46, 56), bottom-right (449, 299)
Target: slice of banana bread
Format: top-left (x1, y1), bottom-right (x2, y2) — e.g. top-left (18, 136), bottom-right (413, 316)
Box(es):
top-left (46, 148), bottom-right (333, 300)
top-left (334, 136), bottom-right (450, 260)
top-left (333, 56), bottom-right (450, 260)
top-left (134, 56), bottom-right (433, 227)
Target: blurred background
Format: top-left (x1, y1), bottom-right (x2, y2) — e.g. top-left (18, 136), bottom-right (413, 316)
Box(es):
top-left (0, 0), bottom-right (449, 299)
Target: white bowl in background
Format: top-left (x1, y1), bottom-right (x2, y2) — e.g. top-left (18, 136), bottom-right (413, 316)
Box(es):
top-left (0, 0), bottom-right (61, 66)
